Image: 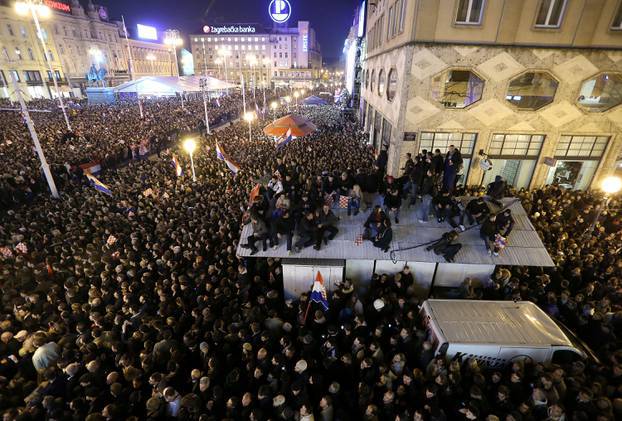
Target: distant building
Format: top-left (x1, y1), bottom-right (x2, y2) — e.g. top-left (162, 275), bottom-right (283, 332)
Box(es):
top-left (0, 0), bottom-right (176, 100)
top-left (190, 21), bottom-right (322, 89)
top-left (361, 0), bottom-right (622, 190)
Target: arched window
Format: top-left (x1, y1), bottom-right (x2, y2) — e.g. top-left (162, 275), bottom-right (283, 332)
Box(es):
top-left (387, 68), bottom-right (397, 101)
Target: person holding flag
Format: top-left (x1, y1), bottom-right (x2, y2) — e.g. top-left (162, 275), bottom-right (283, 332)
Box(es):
top-left (304, 271), bottom-right (329, 323)
top-left (275, 128), bottom-right (293, 149)
top-left (171, 154), bottom-right (183, 177)
top-left (215, 142), bottom-right (241, 175)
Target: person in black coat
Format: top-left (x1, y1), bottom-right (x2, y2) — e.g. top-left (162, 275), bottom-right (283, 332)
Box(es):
top-left (496, 209), bottom-right (515, 237)
top-left (480, 214), bottom-right (498, 255)
top-left (426, 231), bottom-right (462, 262)
top-left (271, 209), bottom-right (295, 251)
top-left (383, 185), bottom-right (402, 224)
top-left (460, 196), bottom-right (490, 230)
top-left (364, 206), bottom-right (389, 239)
top-left (372, 219), bottom-right (393, 252)
top-left (295, 212), bottom-right (319, 252)
top-left (487, 175), bottom-right (506, 207)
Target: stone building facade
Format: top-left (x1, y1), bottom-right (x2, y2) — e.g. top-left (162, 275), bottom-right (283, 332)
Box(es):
top-left (362, 0), bottom-right (622, 190)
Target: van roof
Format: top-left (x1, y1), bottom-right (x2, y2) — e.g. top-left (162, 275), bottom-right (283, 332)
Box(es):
top-left (424, 300), bottom-right (573, 347)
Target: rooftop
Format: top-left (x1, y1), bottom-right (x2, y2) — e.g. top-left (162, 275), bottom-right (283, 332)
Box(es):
top-left (237, 198), bottom-right (555, 267)
top-left (425, 299), bottom-right (572, 347)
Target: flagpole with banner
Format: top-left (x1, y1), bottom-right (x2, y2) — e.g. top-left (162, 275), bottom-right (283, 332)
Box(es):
top-left (304, 271), bottom-right (329, 324)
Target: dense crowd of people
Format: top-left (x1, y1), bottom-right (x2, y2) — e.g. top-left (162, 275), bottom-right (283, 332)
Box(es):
top-left (0, 94), bottom-right (620, 421)
top-left (0, 95), bottom-right (242, 208)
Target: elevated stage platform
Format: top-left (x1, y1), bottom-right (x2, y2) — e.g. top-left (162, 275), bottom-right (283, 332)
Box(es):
top-left (237, 197), bottom-right (554, 299)
top-left (237, 198), bottom-right (553, 267)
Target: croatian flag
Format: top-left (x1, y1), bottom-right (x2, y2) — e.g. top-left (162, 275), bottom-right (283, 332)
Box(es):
top-left (171, 154), bottom-right (183, 177)
top-left (79, 161), bottom-right (102, 175)
top-left (85, 171), bottom-right (112, 196)
top-left (310, 271), bottom-right (329, 311)
top-left (216, 142), bottom-right (240, 175)
top-left (275, 128), bottom-right (293, 149)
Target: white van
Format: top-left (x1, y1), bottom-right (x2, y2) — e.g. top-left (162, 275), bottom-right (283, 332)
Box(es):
top-left (420, 299), bottom-right (599, 367)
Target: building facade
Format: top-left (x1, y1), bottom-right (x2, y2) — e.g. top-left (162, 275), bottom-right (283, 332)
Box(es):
top-left (0, 0), bottom-right (176, 100)
top-left (128, 38), bottom-right (178, 78)
top-left (0, 0), bottom-right (67, 99)
top-left (361, 0), bottom-right (622, 190)
top-left (190, 21), bottom-right (322, 89)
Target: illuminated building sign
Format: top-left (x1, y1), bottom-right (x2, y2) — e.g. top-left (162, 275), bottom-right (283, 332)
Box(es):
top-left (203, 25), bottom-right (257, 34)
top-left (269, 0), bottom-right (291, 24)
top-left (137, 24), bottom-right (158, 41)
top-left (302, 34), bottom-right (308, 52)
top-left (44, 0), bottom-right (71, 13)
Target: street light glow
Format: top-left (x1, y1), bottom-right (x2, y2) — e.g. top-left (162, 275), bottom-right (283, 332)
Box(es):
top-left (601, 176), bottom-right (622, 195)
top-left (243, 112), bottom-right (256, 123)
top-left (183, 138), bottom-right (197, 154)
top-left (270, 101), bottom-right (278, 110)
top-left (146, 53), bottom-right (156, 61)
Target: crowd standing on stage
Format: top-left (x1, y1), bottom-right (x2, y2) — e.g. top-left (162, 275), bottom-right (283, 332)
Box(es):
top-left (0, 95), bottom-right (620, 421)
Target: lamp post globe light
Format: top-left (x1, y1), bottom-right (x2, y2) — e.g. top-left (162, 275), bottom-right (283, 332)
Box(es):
top-left (583, 175), bottom-right (622, 238)
top-left (164, 29), bottom-right (182, 77)
top-left (15, 0), bottom-right (72, 131)
top-left (183, 138), bottom-right (197, 182)
top-left (243, 112), bottom-right (256, 142)
top-left (601, 176), bottom-right (622, 196)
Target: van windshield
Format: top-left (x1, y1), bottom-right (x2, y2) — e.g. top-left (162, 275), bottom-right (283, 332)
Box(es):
top-left (555, 320), bottom-right (600, 364)
top-left (421, 314), bottom-right (439, 350)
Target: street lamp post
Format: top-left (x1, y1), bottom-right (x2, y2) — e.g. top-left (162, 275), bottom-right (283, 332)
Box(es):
top-left (583, 176), bottom-right (622, 238)
top-left (199, 78), bottom-right (211, 135)
top-left (217, 49), bottom-right (231, 95)
top-left (8, 70), bottom-right (59, 198)
top-left (243, 112), bottom-right (255, 143)
top-left (16, 0), bottom-right (71, 131)
top-left (183, 138), bottom-right (197, 182)
top-left (284, 95), bottom-right (291, 113)
top-left (293, 91), bottom-right (300, 110)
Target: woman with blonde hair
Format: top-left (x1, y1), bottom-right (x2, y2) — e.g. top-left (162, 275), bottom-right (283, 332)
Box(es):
top-left (348, 184), bottom-right (362, 216)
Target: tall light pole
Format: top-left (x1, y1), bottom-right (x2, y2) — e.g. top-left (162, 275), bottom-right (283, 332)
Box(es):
top-left (164, 29), bottom-right (182, 77)
top-left (5, 67), bottom-right (59, 198)
top-left (246, 54), bottom-right (257, 102)
top-left (214, 58), bottom-right (222, 80)
top-left (15, 0), bottom-right (71, 131)
top-left (583, 176), bottom-right (622, 238)
top-left (199, 78), bottom-right (211, 135)
top-left (243, 111), bottom-right (255, 143)
top-left (217, 48), bottom-right (231, 94)
top-left (293, 90), bottom-right (300, 111)
top-left (183, 138), bottom-right (197, 182)
top-left (262, 58), bottom-right (270, 108)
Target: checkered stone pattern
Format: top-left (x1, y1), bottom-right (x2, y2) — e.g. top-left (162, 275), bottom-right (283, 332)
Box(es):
top-left (606, 106), bottom-right (622, 127)
top-left (411, 48), bottom-right (448, 80)
top-left (552, 55), bottom-right (599, 84)
top-left (477, 52), bottom-right (525, 81)
top-left (539, 101), bottom-right (583, 127)
top-left (405, 96), bottom-right (441, 125)
top-left (468, 99), bottom-right (515, 126)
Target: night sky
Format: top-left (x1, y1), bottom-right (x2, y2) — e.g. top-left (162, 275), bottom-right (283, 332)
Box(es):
top-left (99, 0), bottom-right (361, 64)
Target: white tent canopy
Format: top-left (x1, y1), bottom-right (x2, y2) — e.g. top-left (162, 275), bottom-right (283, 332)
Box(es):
top-left (113, 76), bottom-right (237, 96)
